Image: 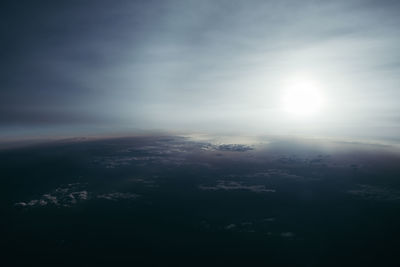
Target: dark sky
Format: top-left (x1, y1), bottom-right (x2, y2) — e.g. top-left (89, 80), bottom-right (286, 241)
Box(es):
top-left (1, 0), bottom-right (400, 141)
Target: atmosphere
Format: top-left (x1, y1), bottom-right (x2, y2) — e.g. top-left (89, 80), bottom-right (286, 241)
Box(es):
top-left (2, 0), bottom-right (400, 141)
top-left (3, 1), bottom-right (400, 266)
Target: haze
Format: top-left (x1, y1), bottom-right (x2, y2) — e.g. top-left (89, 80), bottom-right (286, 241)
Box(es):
top-left (1, 0), bottom-right (400, 142)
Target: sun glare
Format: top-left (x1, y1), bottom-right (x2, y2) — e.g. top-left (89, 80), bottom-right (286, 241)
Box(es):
top-left (282, 76), bottom-right (324, 117)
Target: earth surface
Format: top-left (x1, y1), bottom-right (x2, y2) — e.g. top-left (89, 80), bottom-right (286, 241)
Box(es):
top-left (2, 135), bottom-right (400, 266)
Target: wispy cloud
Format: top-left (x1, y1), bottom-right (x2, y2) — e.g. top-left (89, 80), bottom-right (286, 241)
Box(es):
top-left (199, 180), bottom-right (276, 193)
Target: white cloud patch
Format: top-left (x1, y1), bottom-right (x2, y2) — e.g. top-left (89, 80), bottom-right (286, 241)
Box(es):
top-left (14, 183), bottom-right (89, 208)
top-left (14, 183), bottom-right (139, 208)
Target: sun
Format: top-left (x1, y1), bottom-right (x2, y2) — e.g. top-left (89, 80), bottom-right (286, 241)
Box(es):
top-left (282, 76), bottom-right (324, 117)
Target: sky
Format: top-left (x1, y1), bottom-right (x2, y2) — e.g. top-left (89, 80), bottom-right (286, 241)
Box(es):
top-left (1, 0), bottom-right (400, 141)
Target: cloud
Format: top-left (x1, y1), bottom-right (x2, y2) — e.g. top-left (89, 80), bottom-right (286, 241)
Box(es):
top-left (93, 156), bottom-right (161, 169)
top-left (222, 169), bottom-right (309, 182)
top-left (347, 184), bottom-right (400, 202)
top-left (216, 144), bottom-right (254, 152)
top-left (225, 224), bottom-right (236, 230)
top-left (248, 169), bottom-right (304, 179)
top-left (200, 143), bottom-right (253, 152)
top-left (224, 222), bottom-right (256, 233)
top-left (129, 178), bottom-right (158, 187)
top-left (202, 217), bottom-right (279, 234)
top-left (281, 232), bottom-right (295, 238)
top-left (14, 183), bottom-right (89, 208)
top-left (97, 192), bottom-right (139, 201)
top-left (92, 139), bottom-right (192, 168)
top-left (14, 183), bottom-right (139, 208)
top-left (199, 180), bottom-right (275, 193)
